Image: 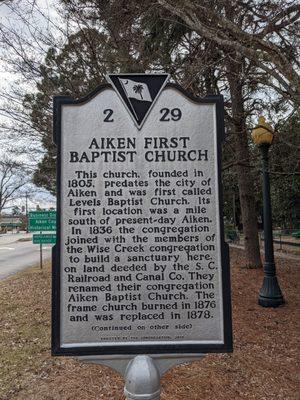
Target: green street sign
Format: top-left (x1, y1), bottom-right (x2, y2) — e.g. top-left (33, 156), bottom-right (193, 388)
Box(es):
top-left (33, 233), bottom-right (56, 244)
top-left (28, 211), bottom-right (56, 219)
top-left (28, 219), bottom-right (56, 232)
top-left (28, 210), bottom-right (57, 232)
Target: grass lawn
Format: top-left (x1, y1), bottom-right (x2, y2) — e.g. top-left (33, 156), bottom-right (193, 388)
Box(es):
top-left (0, 248), bottom-right (299, 399)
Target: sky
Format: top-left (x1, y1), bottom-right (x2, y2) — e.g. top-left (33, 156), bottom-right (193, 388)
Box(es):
top-left (0, 0), bottom-right (60, 212)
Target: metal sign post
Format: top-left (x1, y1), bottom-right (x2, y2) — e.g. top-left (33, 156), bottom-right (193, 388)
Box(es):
top-left (52, 74), bottom-right (232, 398)
top-left (124, 356), bottom-right (161, 400)
top-left (79, 353), bottom-right (205, 399)
top-left (40, 231), bottom-right (43, 270)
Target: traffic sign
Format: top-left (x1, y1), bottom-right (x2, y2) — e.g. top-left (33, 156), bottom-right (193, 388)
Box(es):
top-left (28, 210), bottom-right (56, 232)
top-left (33, 233), bottom-right (56, 244)
top-left (29, 211), bottom-right (56, 219)
top-left (28, 219), bottom-right (56, 232)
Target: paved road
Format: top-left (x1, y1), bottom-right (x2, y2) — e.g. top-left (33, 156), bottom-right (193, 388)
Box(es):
top-left (0, 234), bottom-right (53, 280)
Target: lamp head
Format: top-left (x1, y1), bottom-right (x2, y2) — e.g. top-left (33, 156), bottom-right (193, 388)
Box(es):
top-left (251, 116), bottom-right (274, 146)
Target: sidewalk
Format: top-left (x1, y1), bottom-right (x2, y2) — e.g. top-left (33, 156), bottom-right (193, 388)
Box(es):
top-left (0, 232), bottom-right (32, 245)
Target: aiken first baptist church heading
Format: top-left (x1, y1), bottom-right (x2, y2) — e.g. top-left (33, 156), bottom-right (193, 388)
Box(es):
top-left (52, 73), bottom-right (232, 356)
top-left (68, 136), bottom-right (209, 164)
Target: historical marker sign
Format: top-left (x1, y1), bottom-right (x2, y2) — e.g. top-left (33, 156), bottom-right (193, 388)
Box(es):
top-left (52, 74), bottom-right (232, 356)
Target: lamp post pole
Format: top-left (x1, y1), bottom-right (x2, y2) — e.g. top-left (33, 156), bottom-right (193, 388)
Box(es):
top-left (258, 143), bottom-right (284, 307)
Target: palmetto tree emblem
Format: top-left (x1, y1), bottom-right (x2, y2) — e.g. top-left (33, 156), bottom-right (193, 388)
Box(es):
top-left (133, 84), bottom-right (144, 99)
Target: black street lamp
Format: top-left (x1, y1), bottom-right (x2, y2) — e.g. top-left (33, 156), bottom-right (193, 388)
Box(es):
top-left (252, 116), bottom-right (285, 308)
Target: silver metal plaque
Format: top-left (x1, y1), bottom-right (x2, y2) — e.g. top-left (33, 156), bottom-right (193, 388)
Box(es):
top-left (52, 76), bottom-right (232, 356)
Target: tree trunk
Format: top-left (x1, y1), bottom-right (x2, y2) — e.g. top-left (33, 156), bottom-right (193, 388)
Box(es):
top-left (227, 61), bottom-right (262, 268)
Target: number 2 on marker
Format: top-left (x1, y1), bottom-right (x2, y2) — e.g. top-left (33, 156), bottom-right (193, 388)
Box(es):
top-left (103, 109), bottom-right (114, 122)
